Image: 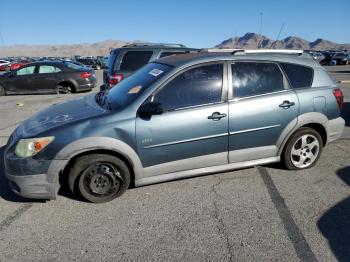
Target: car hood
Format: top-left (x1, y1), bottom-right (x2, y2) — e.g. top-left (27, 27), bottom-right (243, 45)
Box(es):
top-left (16, 94), bottom-right (107, 138)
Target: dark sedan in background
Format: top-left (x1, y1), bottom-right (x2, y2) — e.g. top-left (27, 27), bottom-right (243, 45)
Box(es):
top-left (0, 61), bottom-right (96, 95)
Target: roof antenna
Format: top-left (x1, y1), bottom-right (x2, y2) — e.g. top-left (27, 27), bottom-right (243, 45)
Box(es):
top-left (272, 23), bottom-right (285, 49)
top-left (258, 12), bottom-right (263, 48)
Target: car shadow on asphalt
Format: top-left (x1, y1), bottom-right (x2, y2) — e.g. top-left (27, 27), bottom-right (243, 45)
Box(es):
top-left (341, 102), bottom-right (350, 127)
top-left (317, 166), bottom-right (350, 262)
top-left (0, 145), bottom-right (45, 203)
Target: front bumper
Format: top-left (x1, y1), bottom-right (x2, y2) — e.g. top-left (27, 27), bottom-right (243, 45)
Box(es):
top-left (4, 145), bottom-right (66, 200)
top-left (5, 172), bottom-right (60, 200)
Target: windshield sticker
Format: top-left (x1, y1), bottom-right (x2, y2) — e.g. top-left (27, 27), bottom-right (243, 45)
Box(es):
top-left (128, 85), bottom-right (142, 94)
top-left (149, 69), bottom-right (163, 77)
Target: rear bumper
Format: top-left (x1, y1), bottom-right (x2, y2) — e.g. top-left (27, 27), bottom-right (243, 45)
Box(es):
top-left (5, 172), bottom-right (60, 200)
top-left (327, 117), bottom-right (345, 143)
top-left (77, 81), bottom-right (96, 91)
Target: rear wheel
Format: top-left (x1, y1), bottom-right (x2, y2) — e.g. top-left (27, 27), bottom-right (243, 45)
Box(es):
top-left (283, 127), bottom-right (323, 170)
top-left (57, 82), bottom-right (75, 94)
top-left (68, 154), bottom-right (131, 203)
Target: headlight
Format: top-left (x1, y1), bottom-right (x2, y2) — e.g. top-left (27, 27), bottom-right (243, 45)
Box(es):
top-left (15, 136), bottom-right (55, 158)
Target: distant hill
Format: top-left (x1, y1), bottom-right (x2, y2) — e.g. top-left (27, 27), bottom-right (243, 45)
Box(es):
top-left (2, 33), bottom-right (350, 57)
top-left (1, 40), bottom-right (140, 57)
top-left (215, 33), bottom-right (350, 50)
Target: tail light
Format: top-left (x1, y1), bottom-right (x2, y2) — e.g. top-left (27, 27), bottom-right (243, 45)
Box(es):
top-left (333, 88), bottom-right (344, 110)
top-left (109, 73), bottom-right (124, 87)
top-left (80, 71), bottom-right (92, 79)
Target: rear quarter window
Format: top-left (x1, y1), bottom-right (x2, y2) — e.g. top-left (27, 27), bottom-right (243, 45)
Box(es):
top-left (120, 51), bottom-right (153, 71)
top-left (280, 63), bottom-right (313, 89)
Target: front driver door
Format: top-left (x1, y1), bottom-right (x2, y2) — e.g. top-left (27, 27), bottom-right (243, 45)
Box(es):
top-left (136, 63), bottom-right (229, 177)
top-left (6, 65), bottom-right (37, 94)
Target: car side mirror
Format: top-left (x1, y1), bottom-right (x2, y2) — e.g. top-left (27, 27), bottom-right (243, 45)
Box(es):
top-left (138, 101), bottom-right (163, 118)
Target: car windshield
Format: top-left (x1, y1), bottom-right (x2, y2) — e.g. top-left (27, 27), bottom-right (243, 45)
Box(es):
top-left (106, 62), bottom-right (172, 110)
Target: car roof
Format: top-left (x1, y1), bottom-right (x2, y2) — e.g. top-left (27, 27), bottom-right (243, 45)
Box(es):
top-left (155, 51), bottom-right (322, 68)
top-left (21, 61), bottom-right (67, 67)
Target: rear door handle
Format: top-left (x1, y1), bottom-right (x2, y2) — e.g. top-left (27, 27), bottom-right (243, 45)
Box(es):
top-left (279, 100), bottom-right (295, 109)
top-left (208, 112), bottom-right (227, 121)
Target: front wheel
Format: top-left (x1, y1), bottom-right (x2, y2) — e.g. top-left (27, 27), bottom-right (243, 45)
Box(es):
top-left (283, 127), bottom-right (323, 170)
top-left (0, 85), bottom-right (5, 96)
top-left (68, 154), bottom-right (131, 203)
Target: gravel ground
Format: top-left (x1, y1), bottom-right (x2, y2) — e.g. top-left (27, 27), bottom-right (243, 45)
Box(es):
top-left (0, 67), bottom-right (349, 261)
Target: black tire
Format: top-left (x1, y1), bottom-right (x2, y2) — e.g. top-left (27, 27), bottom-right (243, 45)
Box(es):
top-left (0, 85), bottom-right (5, 96)
top-left (68, 154), bottom-right (131, 203)
top-left (283, 127), bottom-right (323, 170)
top-left (57, 82), bottom-right (76, 94)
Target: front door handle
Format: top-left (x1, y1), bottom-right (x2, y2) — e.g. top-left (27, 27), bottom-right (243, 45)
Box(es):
top-left (279, 100), bottom-right (295, 109)
top-left (208, 112), bottom-right (227, 121)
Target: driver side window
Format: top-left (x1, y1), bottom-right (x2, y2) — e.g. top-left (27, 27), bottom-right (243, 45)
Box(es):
top-left (17, 66), bottom-right (36, 76)
top-left (153, 63), bottom-right (223, 111)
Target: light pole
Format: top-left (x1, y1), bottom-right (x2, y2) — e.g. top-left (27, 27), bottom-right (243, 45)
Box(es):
top-left (0, 24), bottom-right (5, 57)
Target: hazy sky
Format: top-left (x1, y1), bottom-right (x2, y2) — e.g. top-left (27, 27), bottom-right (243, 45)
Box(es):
top-left (1, 0), bottom-right (350, 47)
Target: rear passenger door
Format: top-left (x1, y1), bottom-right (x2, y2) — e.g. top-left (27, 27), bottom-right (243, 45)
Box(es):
top-left (228, 61), bottom-right (299, 163)
top-left (33, 65), bottom-right (60, 93)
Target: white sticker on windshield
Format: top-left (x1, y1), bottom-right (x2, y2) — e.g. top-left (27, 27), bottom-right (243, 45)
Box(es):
top-left (149, 69), bottom-right (163, 77)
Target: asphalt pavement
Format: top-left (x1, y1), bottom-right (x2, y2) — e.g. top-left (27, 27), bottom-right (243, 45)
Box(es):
top-left (0, 67), bottom-right (349, 261)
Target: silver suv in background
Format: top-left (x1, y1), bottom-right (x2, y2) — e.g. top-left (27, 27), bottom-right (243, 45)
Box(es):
top-left (103, 43), bottom-right (198, 89)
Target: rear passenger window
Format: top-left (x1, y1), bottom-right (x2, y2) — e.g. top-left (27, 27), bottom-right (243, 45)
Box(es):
top-left (280, 63), bottom-right (313, 88)
top-left (38, 65), bottom-right (59, 74)
top-left (120, 51), bottom-right (153, 71)
top-left (159, 52), bottom-right (184, 58)
top-left (154, 64), bottom-right (223, 111)
top-left (231, 62), bottom-right (285, 98)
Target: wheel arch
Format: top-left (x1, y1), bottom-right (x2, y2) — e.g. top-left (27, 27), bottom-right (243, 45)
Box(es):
top-left (277, 112), bottom-right (329, 155)
top-left (48, 137), bottom-right (143, 188)
top-left (61, 149), bottom-right (136, 187)
top-left (57, 79), bottom-right (78, 92)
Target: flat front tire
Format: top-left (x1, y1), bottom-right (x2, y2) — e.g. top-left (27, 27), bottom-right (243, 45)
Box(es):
top-left (283, 127), bottom-right (323, 170)
top-left (68, 154), bottom-right (131, 203)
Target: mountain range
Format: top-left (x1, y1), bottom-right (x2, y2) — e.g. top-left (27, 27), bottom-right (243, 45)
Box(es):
top-left (1, 33), bottom-right (349, 57)
top-left (216, 33), bottom-right (350, 50)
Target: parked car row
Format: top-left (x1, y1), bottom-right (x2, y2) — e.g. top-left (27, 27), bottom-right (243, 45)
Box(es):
top-left (0, 56), bottom-right (109, 72)
top-left (1, 43), bottom-right (350, 96)
top-left (306, 50), bottom-right (350, 65)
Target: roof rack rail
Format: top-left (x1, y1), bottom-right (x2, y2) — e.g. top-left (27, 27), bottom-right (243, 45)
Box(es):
top-left (122, 43), bottom-right (187, 48)
top-left (205, 48), bottom-right (244, 53)
top-left (231, 49), bottom-right (312, 58)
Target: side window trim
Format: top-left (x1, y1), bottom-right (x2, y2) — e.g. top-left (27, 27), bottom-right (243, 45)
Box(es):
top-left (149, 62), bottom-right (227, 112)
top-left (228, 60), bottom-right (291, 101)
